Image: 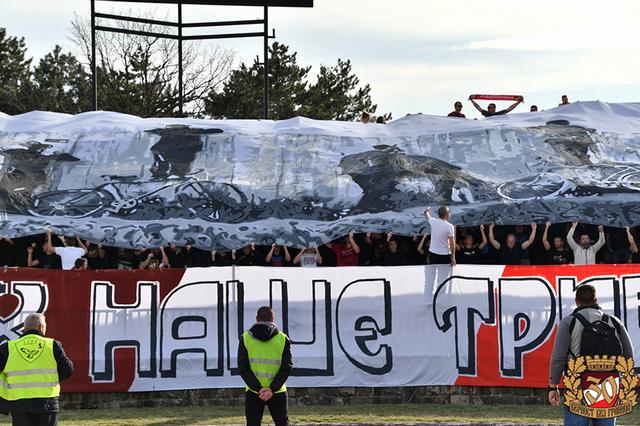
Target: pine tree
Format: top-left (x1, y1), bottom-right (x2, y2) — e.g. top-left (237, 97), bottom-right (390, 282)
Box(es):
top-left (206, 42), bottom-right (388, 120)
top-left (0, 28), bottom-right (32, 115)
top-left (206, 42), bottom-right (310, 119)
top-left (30, 45), bottom-right (92, 114)
top-left (303, 59), bottom-right (380, 121)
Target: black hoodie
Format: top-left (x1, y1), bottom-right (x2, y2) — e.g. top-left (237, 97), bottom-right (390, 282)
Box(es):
top-left (237, 322), bottom-right (293, 393)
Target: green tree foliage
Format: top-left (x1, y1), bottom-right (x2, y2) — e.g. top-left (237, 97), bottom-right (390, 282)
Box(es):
top-left (302, 59), bottom-right (379, 121)
top-left (206, 43), bottom-right (310, 119)
top-left (30, 45), bottom-right (92, 113)
top-left (206, 42), bottom-right (388, 120)
top-left (0, 28), bottom-right (32, 115)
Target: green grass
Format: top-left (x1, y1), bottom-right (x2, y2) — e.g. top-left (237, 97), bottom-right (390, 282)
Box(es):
top-left (0, 403), bottom-right (638, 425)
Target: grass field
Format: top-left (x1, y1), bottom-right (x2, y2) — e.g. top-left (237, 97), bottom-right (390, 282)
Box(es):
top-left (0, 404), bottom-right (638, 425)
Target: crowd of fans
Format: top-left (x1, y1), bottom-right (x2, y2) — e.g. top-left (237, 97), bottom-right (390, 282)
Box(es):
top-left (0, 222), bottom-right (639, 271)
top-left (447, 94), bottom-right (570, 118)
top-left (362, 94), bottom-right (572, 123)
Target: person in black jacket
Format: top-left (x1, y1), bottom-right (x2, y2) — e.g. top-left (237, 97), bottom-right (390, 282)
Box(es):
top-left (238, 307), bottom-right (293, 426)
top-left (0, 313), bottom-right (74, 426)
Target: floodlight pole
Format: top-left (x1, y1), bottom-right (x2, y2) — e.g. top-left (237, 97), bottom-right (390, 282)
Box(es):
top-left (178, 1), bottom-right (184, 116)
top-left (91, 0), bottom-right (98, 111)
top-left (263, 5), bottom-right (269, 119)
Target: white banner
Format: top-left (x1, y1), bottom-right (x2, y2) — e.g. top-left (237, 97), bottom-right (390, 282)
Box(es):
top-left (81, 264), bottom-right (640, 391)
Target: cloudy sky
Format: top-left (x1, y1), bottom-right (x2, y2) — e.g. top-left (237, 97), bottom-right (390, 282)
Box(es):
top-left (1, 0), bottom-right (639, 118)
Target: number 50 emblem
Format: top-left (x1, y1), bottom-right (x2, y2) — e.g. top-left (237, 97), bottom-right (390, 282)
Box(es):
top-left (564, 355), bottom-right (638, 419)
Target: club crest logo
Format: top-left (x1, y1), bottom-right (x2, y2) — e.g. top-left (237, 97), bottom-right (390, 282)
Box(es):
top-left (16, 337), bottom-right (45, 363)
top-left (564, 355), bottom-right (638, 418)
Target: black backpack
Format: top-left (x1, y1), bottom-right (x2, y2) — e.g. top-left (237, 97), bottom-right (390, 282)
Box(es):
top-left (571, 312), bottom-right (623, 357)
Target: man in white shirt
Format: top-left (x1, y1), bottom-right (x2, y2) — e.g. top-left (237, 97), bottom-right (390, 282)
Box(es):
top-left (424, 206), bottom-right (456, 266)
top-left (566, 222), bottom-right (604, 265)
top-left (46, 229), bottom-right (87, 270)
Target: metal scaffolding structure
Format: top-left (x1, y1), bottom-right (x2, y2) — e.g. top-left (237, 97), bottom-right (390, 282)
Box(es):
top-left (90, 0), bottom-right (313, 118)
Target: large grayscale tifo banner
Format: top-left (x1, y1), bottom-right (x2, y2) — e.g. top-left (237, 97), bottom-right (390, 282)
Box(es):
top-left (1, 101), bottom-right (640, 249)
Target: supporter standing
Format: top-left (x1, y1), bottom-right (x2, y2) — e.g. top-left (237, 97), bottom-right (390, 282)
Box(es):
top-left (84, 241), bottom-right (111, 270)
top-left (26, 242), bottom-right (61, 269)
top-left (164, 244), bottom-right (187, 268)
top-left (530, 105), bottom-right (539, 112)
top-left (211, 249), bottom-right (234, 267)
top-left (381, 233), bottom-right (408, 266)
top-left (567, 222), bottom-right (604, 265)
top-left (0, 313), bottom-right (74, 426)
top-left (183, 243), bottom-right (208, 267)
top-left (0, 237), bottom-right (14, 267)
top-left (416, 233), bottom-right (431, 264)
top-left (362, 232), bottom-right (386, 266)
top-left (542, 222), bottom-right (572, 265)
top-left (606, 227), bottom-right (631, 264)
top-left (235, 244), bottom-right (262, 266)
top-left (238, 306), bottom-right (292, 426)
top-left (45, 231), bottom-right (86, 271)
top-left (293, 247), bottom-right (322, 268)
top-left (447, 101), bottom-right (466, 118)
top-left (265, 244), bottom-right (291, 267)
top-left (115, 248), bottom-right (138, 269)
top-left (424, 206), bottom-right (456, 266)
top-left (548, 285), bottom-right (633, 426)
top-left (406, 235), bottom-right (425, 265)
top-left (559, 95), bottom-right (570, 106)
top-left (72, 258), bottom-right (88, 270)
top-left (488, 223), bottom-right (537, 265)
top-left (138, 248), bottom-right (166, 269)
top-left (627, 227), bottom-right (640, 263)
top-left (325, 233), bottom-right (360, 266)
top-left (456, 224), bottom-right (488, 264)
top-left (469, 96), bottom-right (523, 117)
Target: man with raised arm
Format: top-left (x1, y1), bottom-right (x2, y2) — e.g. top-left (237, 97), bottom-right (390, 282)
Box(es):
top-left (469, 96), bottom-right (523, 117)
top-left (45, 230), bottom-right (86, 270)
top-left (424, 206), bottom-right (456, 266)
top-left (325, 233), bottom-right (360, 266)
top-left (542, 222), bottom-right (572, 265)
top-left (488, 223), bottom-right (537, 265)
top-left (566, 222), bottom-right (605, 265)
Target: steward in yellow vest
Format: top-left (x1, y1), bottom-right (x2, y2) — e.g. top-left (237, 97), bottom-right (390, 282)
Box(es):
top-left (0, 313), bottom-right (73, 426)
top-left (238, 306), bottom-right (292, 426)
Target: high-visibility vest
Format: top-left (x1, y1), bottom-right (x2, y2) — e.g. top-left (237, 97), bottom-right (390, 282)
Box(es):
top-left (242, 330), bottom-right (287, 394)
top-left (0, 334), bottom-right (60, 401)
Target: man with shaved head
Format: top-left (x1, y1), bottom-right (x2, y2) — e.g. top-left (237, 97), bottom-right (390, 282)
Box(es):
top-left (0, 313), bottom-right (73, 426)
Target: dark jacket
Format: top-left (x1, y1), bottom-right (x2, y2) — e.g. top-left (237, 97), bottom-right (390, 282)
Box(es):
top-left (237, 322), bottom-right (292, 393)
top-left (0, 330), bottom-right (74, 414)
top-left (549, 304), bottom-right (633, 385)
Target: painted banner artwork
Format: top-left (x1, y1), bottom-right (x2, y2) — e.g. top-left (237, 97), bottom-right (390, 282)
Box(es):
top-left (0, 264), bottom-right (639, 392)
top-left (1, 101), bottom-right (640, 249)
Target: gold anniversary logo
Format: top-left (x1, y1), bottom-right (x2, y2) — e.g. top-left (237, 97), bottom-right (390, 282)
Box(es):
top-left (563, 355), bottom-right (638, 419)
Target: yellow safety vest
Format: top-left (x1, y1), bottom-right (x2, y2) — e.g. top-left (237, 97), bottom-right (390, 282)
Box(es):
top-left (242, 330), bottom-right (287, 394)
top-left (0, 334), bottom-right (60, 401)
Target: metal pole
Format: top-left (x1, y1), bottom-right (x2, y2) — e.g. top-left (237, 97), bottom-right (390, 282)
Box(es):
top-left (91, 0), bottom-right (98, 111)
top-left (178, 1), bottom-right (184, 116)
top-left (263, 5), bottom-right (269, 119)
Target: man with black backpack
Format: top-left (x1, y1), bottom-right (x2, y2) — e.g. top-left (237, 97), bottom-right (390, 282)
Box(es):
top-left (548, 284), bottom-right (634, 425)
